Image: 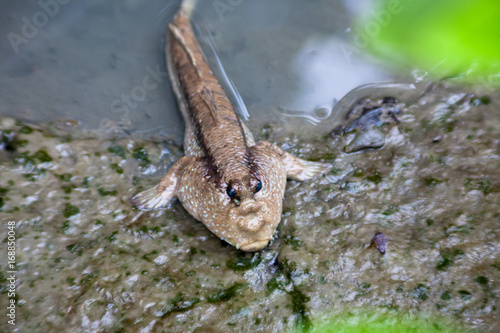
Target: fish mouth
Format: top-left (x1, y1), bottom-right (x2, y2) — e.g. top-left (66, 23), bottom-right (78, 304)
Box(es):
top-left (238, 239), bottom-right (270, 252)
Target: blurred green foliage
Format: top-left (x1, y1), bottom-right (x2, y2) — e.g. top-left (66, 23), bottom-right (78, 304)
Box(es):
top-left (308, 310), bottom-right (469, 333)
top-left (363, 0), bottom-right (500, 83)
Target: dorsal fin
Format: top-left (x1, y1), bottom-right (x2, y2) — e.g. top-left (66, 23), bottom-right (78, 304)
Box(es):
top-left (168, 23), bottom-right (203, 78)
top-left (199, 86), bottom-right (220, 123)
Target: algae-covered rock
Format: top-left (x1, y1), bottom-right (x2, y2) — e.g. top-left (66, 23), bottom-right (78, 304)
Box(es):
top-left (0, 84), bottom-right (498, 332)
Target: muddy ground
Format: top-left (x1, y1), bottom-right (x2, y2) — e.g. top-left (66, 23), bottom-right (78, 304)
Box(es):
top-left (0, 83), bottom-right (499, 332)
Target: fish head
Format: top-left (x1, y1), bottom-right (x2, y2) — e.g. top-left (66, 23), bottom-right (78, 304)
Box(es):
top-left (177, 148), bottom-right (287, 251)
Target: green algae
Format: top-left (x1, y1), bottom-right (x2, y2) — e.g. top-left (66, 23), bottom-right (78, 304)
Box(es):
top-left (172, 234), bottom-right (180, 245)
top-left (142, 250), bottom-right (158, 263)
top-left (66, 243), bottom-right (83, 256)
top-left (19, 125), bottom-right (33, 134)
top-left (365, 170), bottom-right (383, 184)
top-left (459, 290), bottom-right (472, 301)
top-left (184, 270), bottom-right (196, 277)
top-left (284, 235), bottom-right (306, 250)
top-left (0, 187), bottom-right (8, 209)
top-left (98, 188), bottom-right (117, 196)
top-left (61, 185), bottom-right (74, 194)
top-left (132, 147), bottom-right (151, 167)
top-left (474, 276), bottom-right (488, 286)
top-left (206, 282), bottom-right (247, 303)
top-left (63, 203), bottom-right (80, 218)
top-left (441, 290), bottom-right (452, 301)
top-left (15, 152), bottom-right (36, 167)
top-left (55, 173), bottom-right (73, 182)
top-left (411, 284), bottom-right (429, 301)
top-left (290, 287), bottom-right (312, 332)
top-left (107, 145), bottom-right (127, 159)
top-left (436, 249), bottom-right (465, 271)
top-left (110, 163), bottom-right (124, 174)
top-left (32, 149), bottom-right (53, 163)
top-left (382, 204), bottom-right (398, 216)
top-left (266, 277), bottom-right (283, 294)
top-left (436, 256), bottom-right (453, 271)
top-left (226, 252), bottom-right (262, 272)
top-left (470, 95), bottom-right (491, 106)
top-left (266, 258), bottom-right (315, 331)
top-left (425, 177), bottom-right (444, 188)
top-left (159, 292), bottom-right (201, 317)
top-left (81, 176), bottom-right (91, 188)
top-left (464, 178), bottom-right (493, 195)
top-left (105, 231), bottom-right (119, 242)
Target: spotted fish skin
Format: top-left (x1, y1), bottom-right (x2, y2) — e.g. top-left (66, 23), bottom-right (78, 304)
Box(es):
top-left (131, 2), bottom-right (331, 251)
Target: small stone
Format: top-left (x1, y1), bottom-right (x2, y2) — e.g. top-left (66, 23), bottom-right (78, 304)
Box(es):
top-left (371, 232), bottom-right (388, 255)
top-left (345, 129), bottom-right (385, 153)
top-left (1, 117), bottom-right (16, 129)
top-left (432, 135), bottom-right (443, 143)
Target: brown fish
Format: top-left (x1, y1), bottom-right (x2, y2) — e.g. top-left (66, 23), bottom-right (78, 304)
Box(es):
top-left (131, 0), bottom-right (331, 251)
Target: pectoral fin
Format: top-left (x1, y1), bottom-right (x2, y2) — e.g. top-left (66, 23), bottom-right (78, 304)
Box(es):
top-left (131, 156), bottom-right (196, 210)
top-left (284, 157), bottom-right (332, 181)
top-left (257, 141), bottom-right (332, 181)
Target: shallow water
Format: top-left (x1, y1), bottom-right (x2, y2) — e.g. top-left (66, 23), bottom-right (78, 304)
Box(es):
top-left (0, 1), bottom-right (499, 333)
top-left (0, 0), bottom-right (400, 136)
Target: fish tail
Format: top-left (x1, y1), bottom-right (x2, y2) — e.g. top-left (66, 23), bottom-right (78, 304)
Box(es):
top-left (180, 0), bottom-right (198, 19)
top-left (130, 185), bottom-right (172, 210)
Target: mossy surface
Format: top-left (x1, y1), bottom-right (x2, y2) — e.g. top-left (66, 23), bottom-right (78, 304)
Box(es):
top-left (0, 84), bottom-right (498, 332)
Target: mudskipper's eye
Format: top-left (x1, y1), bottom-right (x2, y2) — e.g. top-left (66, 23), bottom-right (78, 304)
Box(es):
top-left (226, 185), bottom-right (237, 199)
top-left (255, 180), bottom-right (262, 193)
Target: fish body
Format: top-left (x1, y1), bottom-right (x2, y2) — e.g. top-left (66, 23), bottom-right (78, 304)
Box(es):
top-left (131, 1), bottom-right (331, 251)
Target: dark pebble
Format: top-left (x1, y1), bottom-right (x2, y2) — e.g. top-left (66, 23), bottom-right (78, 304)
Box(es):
top-left (432, 135), bottom-right (443, 143)
top-left (371, 232), bottom-right (388, 255)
